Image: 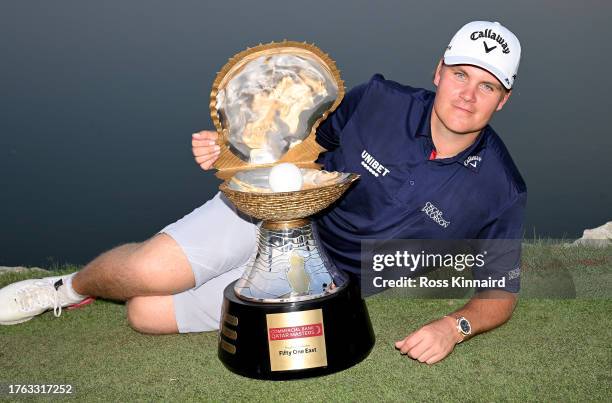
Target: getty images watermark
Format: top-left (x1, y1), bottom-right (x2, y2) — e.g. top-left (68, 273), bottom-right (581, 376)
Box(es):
top-left (360, 239), bottom-right (523, 298)
top-left (370, 248), bottom-right (509, 289)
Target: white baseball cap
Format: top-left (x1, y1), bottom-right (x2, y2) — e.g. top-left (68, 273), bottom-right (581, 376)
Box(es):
top-left (444, 21), bottom-right (521, 89)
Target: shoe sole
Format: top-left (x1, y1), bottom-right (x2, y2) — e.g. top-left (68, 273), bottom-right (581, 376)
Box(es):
top-left (0, 317), bottom-right (34, 326)
top-left (0, 297), bottom-right (95, 325)
top-left (66, 296), bottom-right (95, 310)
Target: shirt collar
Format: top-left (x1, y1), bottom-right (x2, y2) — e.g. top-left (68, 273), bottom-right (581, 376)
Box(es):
top-left (457, 129), bottom-right (488, 173)
top-left (430, 128), bottom-right (489, 172)
top-left (415, 95), bottom-right (435, 138)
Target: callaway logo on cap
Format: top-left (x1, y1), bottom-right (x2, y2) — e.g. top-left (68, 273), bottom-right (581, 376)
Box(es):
top-left (444, 21), bottom-right (521, 89)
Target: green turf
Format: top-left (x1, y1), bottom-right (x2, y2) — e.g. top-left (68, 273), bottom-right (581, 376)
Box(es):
top-left (0, 245), bottom-right (610, 402)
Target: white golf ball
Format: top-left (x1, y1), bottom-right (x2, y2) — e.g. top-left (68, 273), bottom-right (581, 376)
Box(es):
top-left (268, 163), bottom-right (303, 192)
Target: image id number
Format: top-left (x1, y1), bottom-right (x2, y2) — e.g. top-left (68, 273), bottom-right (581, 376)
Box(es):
top-left (8, 384), bottom-right (73, 394)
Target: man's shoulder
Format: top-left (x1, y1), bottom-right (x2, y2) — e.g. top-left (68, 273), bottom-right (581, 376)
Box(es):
top-left (481, 126), bottom-right (527, 196)
top-left (359, 74), bottom-right (435, 104)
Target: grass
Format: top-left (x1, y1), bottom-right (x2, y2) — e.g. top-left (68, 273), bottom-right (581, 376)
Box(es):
top-left (0, 244), bottom-right (610, 402)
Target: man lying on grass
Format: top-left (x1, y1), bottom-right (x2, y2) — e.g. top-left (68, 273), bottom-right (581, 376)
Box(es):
top-left (0, 21), bottom-right (526, 365)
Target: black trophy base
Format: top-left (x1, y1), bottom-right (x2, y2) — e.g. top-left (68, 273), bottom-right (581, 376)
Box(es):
top-left (217, 278), bottom-right (375, 380)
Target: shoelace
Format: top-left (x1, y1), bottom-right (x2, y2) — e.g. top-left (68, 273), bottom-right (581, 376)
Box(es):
top-left (16, 280), bottom-right (64, 317)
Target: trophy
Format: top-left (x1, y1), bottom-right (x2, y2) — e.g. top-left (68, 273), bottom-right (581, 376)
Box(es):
top-left (210, 41), bottom-right (375, 380)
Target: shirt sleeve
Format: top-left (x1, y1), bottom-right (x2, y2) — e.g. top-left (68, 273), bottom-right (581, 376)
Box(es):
top-left (477, 191), bottom-right (527, 240)
top-left (315, 81), bottom-right (368, 151)
top-left (472, 191), bottom-right (527, 293)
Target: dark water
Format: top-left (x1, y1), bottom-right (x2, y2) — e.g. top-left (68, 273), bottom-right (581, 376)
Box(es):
top-left (1, 1), bottom-right (610, 267)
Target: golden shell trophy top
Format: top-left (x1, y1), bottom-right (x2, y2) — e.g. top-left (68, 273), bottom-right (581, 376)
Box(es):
top-left (210, 41), bottom-right (358, 220)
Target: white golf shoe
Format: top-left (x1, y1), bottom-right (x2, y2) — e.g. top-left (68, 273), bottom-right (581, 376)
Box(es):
top-left (0, 275), bottom-right (88, 325)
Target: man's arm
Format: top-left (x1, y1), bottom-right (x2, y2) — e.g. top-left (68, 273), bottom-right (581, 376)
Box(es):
top-left (396, 190), bottom-right (527, 364)
top-left (395, 290), bottom-right (517, 365)
top-left (450, 289), bottom-right (517, 337)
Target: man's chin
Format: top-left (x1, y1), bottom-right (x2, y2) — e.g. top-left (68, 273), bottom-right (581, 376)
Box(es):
top-left (444, 122), bottom-right (483, 136)
top-left (434, 105), bottom-right (486, 136)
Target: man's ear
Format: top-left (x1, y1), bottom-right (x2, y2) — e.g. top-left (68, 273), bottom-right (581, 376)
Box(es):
top-left (496, 90), bottom-right (512, 111)
top-left (433, 59), bottom-right (443, 87)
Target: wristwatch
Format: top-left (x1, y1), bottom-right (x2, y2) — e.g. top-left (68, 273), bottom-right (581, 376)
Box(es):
top-left (447, 315), bottom-right (472, 343)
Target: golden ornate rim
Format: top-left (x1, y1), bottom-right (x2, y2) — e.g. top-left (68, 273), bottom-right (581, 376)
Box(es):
top-left (263, 219), bottom-right (310, 230)
top-left (210, 40), bottom-right (345, 176)
top-left (219, 173), bottom-right (359, 221)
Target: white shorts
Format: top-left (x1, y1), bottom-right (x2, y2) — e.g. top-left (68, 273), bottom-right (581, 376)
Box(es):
top-left (158, 192), bottom-right (260, 333)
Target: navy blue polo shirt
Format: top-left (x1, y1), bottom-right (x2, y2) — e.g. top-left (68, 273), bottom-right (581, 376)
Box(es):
top-left (313, 74), bottom-right (527, 292)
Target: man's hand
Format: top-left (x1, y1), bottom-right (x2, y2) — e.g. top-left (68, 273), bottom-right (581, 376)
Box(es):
top-left (192, 130), bottom-right (220, 170)
top-left (395, 316), bottom-right (461, 365)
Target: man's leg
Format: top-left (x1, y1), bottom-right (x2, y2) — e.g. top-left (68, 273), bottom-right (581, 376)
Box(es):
top-left (70, 233), bottom-right (196, 335)
top-left (72, 233), bottom-right (195, 301)
top-left (126, 296), bottom-right (178, 334)
top-left (0, 233), bottom-right (195, 327)
top-left (0, 192), bottom-right (258, 330)
top-left (123, 190), bottom-right (258, 334)
top-left (136, 191), bottom-right (258, 334)
top-left (125, 265), bottom-right (247, 334)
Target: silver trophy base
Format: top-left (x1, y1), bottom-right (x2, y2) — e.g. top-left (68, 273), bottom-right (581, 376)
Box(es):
top-left (234, 219), bottom-right (348, 303)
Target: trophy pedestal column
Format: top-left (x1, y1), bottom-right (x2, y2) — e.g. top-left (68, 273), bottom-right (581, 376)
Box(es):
top-left (218, 277), bottom-right (375, 380)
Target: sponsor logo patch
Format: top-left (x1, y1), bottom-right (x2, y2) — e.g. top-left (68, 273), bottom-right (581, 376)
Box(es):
top-left (470, 29), bottom-right (511, 54)
top-left (483, 41), bottom-right (497, 53)
top-left (464, 155), bottom-right (482, 169)
top-left (361, 150), bottom-right (390, 178)
top-left (422, 202), bottom-right (451, 228)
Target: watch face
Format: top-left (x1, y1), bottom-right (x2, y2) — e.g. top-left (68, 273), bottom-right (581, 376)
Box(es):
top-left (459, 318), bottom-right (471, 334)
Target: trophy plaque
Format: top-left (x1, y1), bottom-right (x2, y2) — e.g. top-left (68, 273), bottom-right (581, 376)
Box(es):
top-left (211, 41), bottom-right (375, 380)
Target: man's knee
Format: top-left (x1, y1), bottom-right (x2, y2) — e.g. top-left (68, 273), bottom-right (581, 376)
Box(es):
top-left (126, 296), bottom-right (179, 334)
top-left (124, 234), bottom-right (195, 295)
